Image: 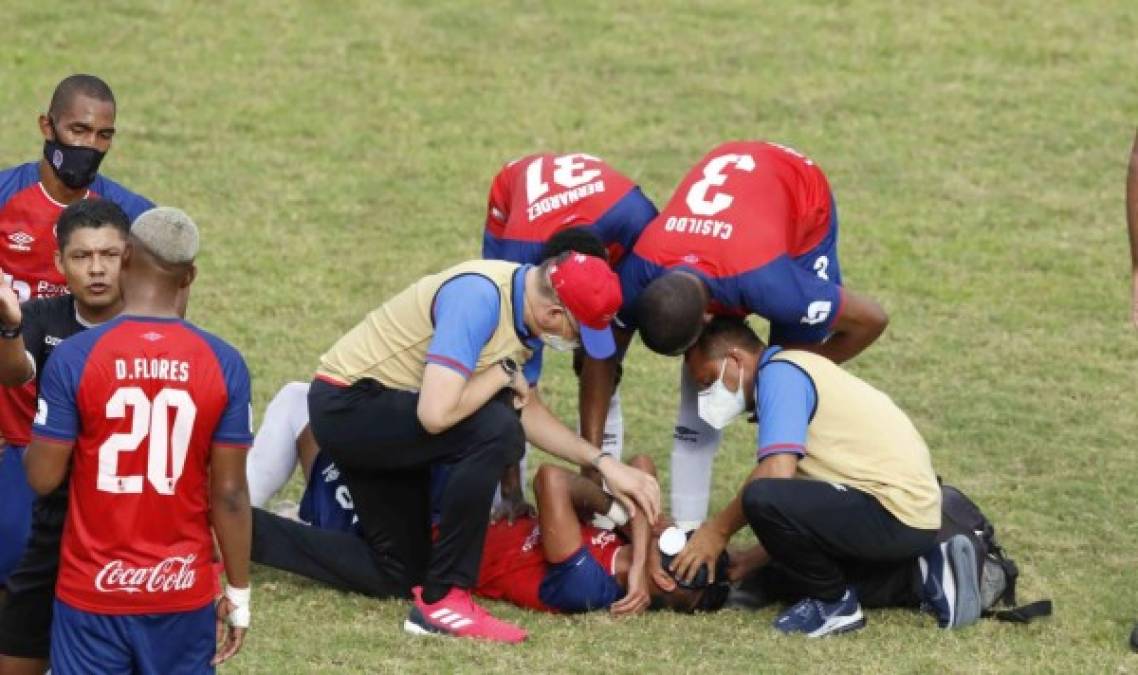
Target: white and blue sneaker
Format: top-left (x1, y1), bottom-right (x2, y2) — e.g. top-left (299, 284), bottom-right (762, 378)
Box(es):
top-left (918, 534), bottom-right (982, 629)
top-left (773, 588), bottom-right (866, 637)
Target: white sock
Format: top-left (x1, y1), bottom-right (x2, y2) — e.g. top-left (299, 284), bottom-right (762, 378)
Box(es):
top-left (246, 382), bottom-right (311, 507)
top-left (670, 364), bottom-right (722, 525)
top-left (601, 390), bottom-right (624, 459)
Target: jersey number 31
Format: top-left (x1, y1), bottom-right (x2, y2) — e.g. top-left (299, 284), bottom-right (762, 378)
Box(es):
top-left (97, 387), bottom-right (197, 495)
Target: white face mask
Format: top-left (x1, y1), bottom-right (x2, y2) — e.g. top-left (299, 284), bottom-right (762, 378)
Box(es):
top-left (541, 332), bottom-right (580, 352)
top-left (541, 308), bottom-right (580, 352)
top-left (697, 358), bottom-right (746, 430)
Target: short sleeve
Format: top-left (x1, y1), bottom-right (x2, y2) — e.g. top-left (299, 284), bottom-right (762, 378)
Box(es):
top-left (755, 360), bottom-right (817, 461)
top-left (739, 256), bottom-right (843, 344)
top-left (426, 275), bottom-right (502, 378)
top-left (614, 253), bottom-right (657, 330)
top-left (213, 348), bottom-right (254, 448)
top-left (522, 346), bottom-right (543, 385)
top-left (537, 546), bottom-right (624, 613)
top-left (591, 188), bottom-right (658, 266)
top-left (32, 343), bottom-right (82, 442)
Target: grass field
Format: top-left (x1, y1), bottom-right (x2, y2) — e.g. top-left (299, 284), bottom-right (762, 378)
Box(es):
top-left (4, 1), bottom-right (1138, 672)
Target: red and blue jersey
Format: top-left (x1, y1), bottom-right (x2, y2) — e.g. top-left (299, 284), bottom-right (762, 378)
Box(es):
top-left (33, 316), bottom-right (253, 615)
top-left (617, 141), bottom-right (845, 343)
top-left (475, 517), bottom-right (624, 613)
top-left (482, 153), bottom-right (657, 266)
top-left (0, 161), bottom-right (153, 446)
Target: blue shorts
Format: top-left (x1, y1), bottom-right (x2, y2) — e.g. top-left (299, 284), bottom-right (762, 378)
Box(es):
top-left (538, 546), bottom-right (623, 613)
top-left (51, 599), bottom-right (215, 675)
top-left (298, 451), bottom-right (360, 534)
top-left (0, 444), bottom-right (34, 583)
top-left (770, 196), bottom-right (844, 344)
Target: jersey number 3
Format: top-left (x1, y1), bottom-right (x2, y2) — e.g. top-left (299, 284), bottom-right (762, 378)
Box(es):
top-left (97, 387), bottom-right (198, 495)
top-left (685, 154), bottom-right (756, 216)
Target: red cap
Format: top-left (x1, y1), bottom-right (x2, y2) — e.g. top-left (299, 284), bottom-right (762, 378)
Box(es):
top-left (549, 253), bottom-right (622, 359)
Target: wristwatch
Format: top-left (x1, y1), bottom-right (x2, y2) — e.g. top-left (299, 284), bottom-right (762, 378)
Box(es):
top-left (498, 358), bottom-right (519, 384)
top-left (590, 451), bottom-right (614, 469)
top-left (0, 323), bottom-right (21, 339)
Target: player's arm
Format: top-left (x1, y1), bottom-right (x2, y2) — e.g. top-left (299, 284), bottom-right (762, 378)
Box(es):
top-left (534, 464), bottom-right (588, 563)
top-left (610, 453), bottom-right (656, 616)
top-left (24, 438), bottom-right (74, 494)
top-left (25, 341), bottom-right (81, 493)
top-left (520, 388), bottom-right (660, 525)
top-left (671, 360), bottom-right (813, 583)
top-left (417, 277), bottom-right (526, 434)
top-left (798, 287), bottom-right (888, 364)
top-left (0, 275), bottom-right (33, 386)
top-left (759, 259), bottom-right (887, 364)
top-left (211, 352), bottom-right (256, 666)
top-left (211, 443), bottom-right (252, 665)
top-left (1127, 129), bottom-right (1138, 328)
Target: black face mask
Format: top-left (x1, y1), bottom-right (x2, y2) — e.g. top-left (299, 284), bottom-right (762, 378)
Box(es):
top-left (42, 121), bottom-right (105, 190)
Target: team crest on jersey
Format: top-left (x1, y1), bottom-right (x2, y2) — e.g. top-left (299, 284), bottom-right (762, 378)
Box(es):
top-left (6, 231), bottom-right (34, 252)
top-left (140, 331), bottom-right (165, 342)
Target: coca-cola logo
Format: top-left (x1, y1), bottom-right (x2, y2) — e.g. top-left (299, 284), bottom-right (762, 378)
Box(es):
top-left (94, 554), bottom-right (198, 594)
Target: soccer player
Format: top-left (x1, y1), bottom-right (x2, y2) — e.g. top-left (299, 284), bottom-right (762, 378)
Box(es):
top-left (670, 317), bottom-right (943, 637)
top-left (249, 456), bottom-right (729, 617)
top-left (0, 74), bottom-right (153, 587)
top-left (301, 252), bottom-right (659, 643)
top-left (483, 152), bottom-right (658, 481)
top-left (0, 200), bottom-right (130, 674)
top-left (23, 208), bottom-right (253, 672)
top-left (587, 140), bottom-right (889, 524)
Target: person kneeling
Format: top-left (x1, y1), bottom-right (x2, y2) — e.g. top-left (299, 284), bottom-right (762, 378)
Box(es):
top-left (672, 317), bottom-right (942, 637)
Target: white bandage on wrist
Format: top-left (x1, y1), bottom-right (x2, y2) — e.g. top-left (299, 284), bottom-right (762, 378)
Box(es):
top-left (602, 499), bottom-right (630, 527)
top-left (225, 585), bottom-right (251, 628)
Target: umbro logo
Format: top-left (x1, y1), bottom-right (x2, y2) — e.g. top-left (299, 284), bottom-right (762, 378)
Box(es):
top-left (140, 332), bottom-right (164, 342)
top-left (7, 231), bottom-right (34, 252)
top-left (44, 335), bottom-right (61, 347)
top-left (429, 608), bottom-right (473, 630)
top-left (673, 425), bottom-right (700, 443)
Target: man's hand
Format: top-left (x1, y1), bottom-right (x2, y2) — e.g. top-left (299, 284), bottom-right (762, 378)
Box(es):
top-left (0, 270), bottom-right (22, 329)
top-left (490, 493), bottom-right (536, 524)
top-left (610, 566), bottom-right (650, 616)
top-left (671, 523), bottom-right (728, 585)
top-left (213, 595), bottom-right (248, 666)
top-left (597, 458), bottom-right (660, 525)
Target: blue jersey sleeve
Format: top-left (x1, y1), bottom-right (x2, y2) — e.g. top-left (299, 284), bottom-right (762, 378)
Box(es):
top-left (426, 275), bottom-right (502, 378)
top-left (538, 546), bottom-right (624, 613)
top-left (213, 347), bottom-right (254, 447)
top-left (739, 255), bottom-right (843, 344)
top-left (755, 360), bottom-right (817, 461)
top-left (591, 187), bottom-right (658, 264)
top-left (614, 253), bottom-right (660, 330)
top-left (91, 176), bottom-right (155, 222)
top-left (523, 346), bottom-right (543, 385)
top-left (32, 341), bottom-right (86, 442)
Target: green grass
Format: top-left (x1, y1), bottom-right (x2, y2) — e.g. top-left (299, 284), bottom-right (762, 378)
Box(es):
top-left (4, 0), bottom-right (1138, 672)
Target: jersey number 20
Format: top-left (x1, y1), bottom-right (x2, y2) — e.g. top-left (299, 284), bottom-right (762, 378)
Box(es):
top-left (97, 387), bottom-right (197, 495)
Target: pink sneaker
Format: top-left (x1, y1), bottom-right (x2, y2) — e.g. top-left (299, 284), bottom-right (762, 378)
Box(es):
top-left (403, 586), bottom-right (527, 644)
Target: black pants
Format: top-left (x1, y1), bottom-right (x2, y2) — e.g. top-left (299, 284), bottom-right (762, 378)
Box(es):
top-left (742, 478), bottom-right (937, 602)
top-left (252, 508), bottom-right (406, 598)
top-left (306, 378), bottom-right (523, 596)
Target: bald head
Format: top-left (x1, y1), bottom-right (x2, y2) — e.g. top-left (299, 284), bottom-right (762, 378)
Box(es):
top-left (48, 74), bottom-right (115, 120)
top-left (131, 207), bottom-right (199, 266)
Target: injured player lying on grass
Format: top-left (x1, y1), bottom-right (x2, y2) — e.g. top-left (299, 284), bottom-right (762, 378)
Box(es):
top-left (249, 432), bottom-right (728, 616)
